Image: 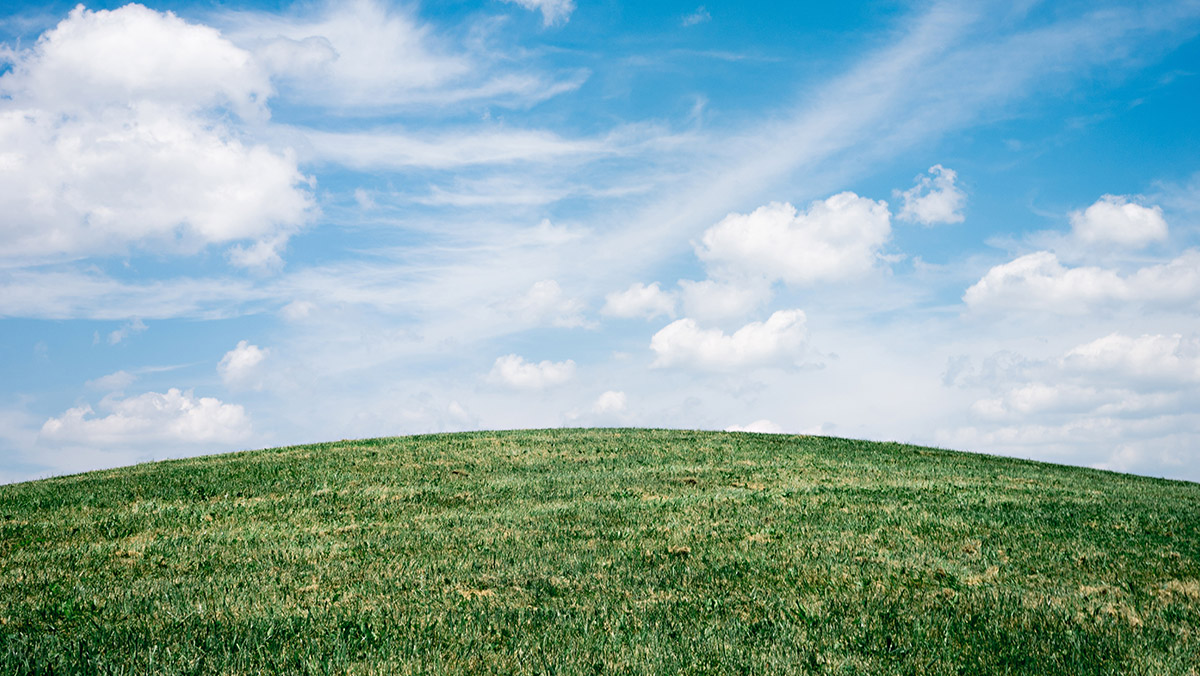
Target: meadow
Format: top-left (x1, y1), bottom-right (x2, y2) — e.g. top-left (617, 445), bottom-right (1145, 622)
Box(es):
top-left (1, 428), bottom-right (1197, 674)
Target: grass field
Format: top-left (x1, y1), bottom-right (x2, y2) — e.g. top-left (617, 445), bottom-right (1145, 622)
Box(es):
top-left (1, 428), bottom-right (1198, 674)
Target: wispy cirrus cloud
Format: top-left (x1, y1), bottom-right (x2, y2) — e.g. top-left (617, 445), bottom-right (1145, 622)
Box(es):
top-left (4, 1), bottom-right (1200, 486)
top-left (222, 0), bottom-right (584, 110)
top-left (502, 0), bottom-right (576, 27)
top-left (295, 126), bottom-right (611, 170)
top-left (682, 7), bottom-right (711, 28)
top-left (593, 1), bottom-right (1200, 279)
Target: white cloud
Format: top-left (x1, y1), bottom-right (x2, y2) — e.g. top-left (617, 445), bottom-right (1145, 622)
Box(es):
top-left (280, 300), bottom-right (316, 321)
top-left (507, 279), bottom-right (591, 328)
top-left (1062, 333), bottom-right (1200, 384)
top-left (39, 388), bottom-right (251, 446)
top-left (936, 418), bottom-right (1200, 480)
top-left (218, 340), bottom-right (269, 390)
top-left (725, 419), bottom-right (783, 434)
top-left (0, 268), bottom-right (270, 321)
top-left (0, 5), bottom-right (313, 266)
top-left (1070, 194), bottom-right (1168, 248)
top-left (488, 354), bottom-right (576, 389)
top-left (682, 7), bottom-right (712, 27)
top-left (3, 1), bottom-right (1198, 488)
top-left (250, 34), bottom-right (337, 81)
top-left (942, 332), bottom-right (1200, 480)
top-left (525, 219), bottom-right (588, 246)
top-left (86, 370), bottom-right (137, 392)
top-left (896, 164), bottom-right (966, 225)
top-left (447, 400), bottom-right (475, 426)
top-left (227, 235), bottom-right (289, 270)
top-left (650, 309), bottom-right (807, 371)
top-left (354, 188), bottom-right (376, 210)
top-left (2, 5), bottom-right (270, 119)
top-left (299, 127), bottom-right (608, 170)
top-left (964, 250), bottom-right (1200, 313)
top-left (601, 282), bottom-right (676, 320)
top-left (229, 0), bottom-right (582, 107)
top-left (677, 278), bottom-right (772, 323)
top-left (231, 0), bottom-right (466, 102)
top-left (969, 382), bottom-right (1112, 419)
top-left (503, 0), bottom-right (576, 26)
top-left (593, 390), bottom-right (627, 414)
top-left (696, 194), bottom-right (891, 285)
top-left (964, 252), bottom-right (1122, 313)
top-left (107, 318), bottom-right (147, 345)
top-left (579, 0), bottom-right (1200, 316)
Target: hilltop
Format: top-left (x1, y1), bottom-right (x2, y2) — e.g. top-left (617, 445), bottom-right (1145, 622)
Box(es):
top-left (1, 428), bottom-right (1197, 674)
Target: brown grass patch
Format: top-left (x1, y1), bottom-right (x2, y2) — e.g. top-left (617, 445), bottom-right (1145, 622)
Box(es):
top-left (964, 565), bottom-right (999, 586)
top-left (1159, 579), bottom-right (1200, 602)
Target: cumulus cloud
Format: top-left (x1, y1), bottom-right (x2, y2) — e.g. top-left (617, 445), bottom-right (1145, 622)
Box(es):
top-left (964, 251), bottom-right (1121, 312)
top-left (0, 4), bottom-right (313, 266)
top-left (963, 250), bottom-right (1200, 313)
top-left (3, 5), bottom-right (270, 118)
top-left (507, 279), bottom-right (591, 328)
top-left (592, 390), bottom-right (627, 414)
top-left (650, 309), bottom-right (807, 371)
top-left (725, 419), bottom-right (783, 433)
top-left (896, 164), bottom-right (966, 225)
top-left (696, 194), bottom-right (891, 285)
top-left (601, 282), bottom-right (676, 320)
top-left (503, 0), bottom-right (576, 26)
top-left (1069, 194), bottom-right (1168, 248)
top-left (218, 340), bottom-right (269, 390)
top-left (39, 388), bottom-right (251, 446)
top-left (488, 354), bottom-right (576, 389)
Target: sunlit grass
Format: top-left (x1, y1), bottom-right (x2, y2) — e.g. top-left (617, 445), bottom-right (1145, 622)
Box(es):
top-left (1, 428), bottom-right (1197, 673)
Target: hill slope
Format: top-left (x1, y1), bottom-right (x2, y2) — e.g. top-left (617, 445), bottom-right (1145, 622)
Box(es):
top-left (1, 428), bottom-right (1198, 674)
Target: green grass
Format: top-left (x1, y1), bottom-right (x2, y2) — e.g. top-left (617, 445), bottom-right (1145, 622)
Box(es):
top-left (1, 428), bottom-right (1198, 674)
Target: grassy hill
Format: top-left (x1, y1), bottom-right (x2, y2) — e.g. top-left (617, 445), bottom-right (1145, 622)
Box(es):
top-left (1, 428), bottom-right (1198, 674)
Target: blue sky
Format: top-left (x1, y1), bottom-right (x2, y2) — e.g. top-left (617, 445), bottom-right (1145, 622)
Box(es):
top-left (2, 0), bottom-right (1200, 484)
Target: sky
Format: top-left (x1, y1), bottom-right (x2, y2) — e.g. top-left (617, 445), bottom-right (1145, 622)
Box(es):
top-left (2, 0), bottom-right (1200, 484)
